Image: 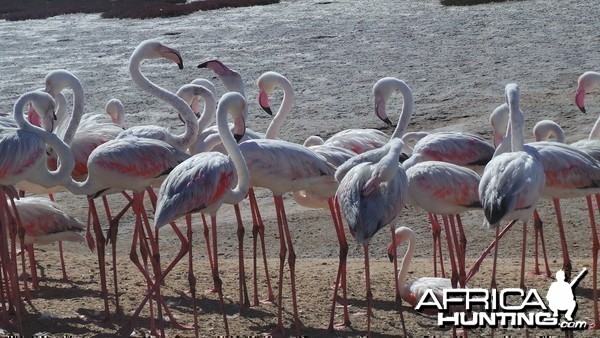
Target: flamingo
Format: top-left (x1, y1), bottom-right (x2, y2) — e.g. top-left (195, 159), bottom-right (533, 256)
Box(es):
top-left (152, 92), bottom-right (250, 336)
top-left (405, 160), bottom-right (481, 288)
top-left (473, 83), bottom-right (546, 290)
top-left (104, 99), bottom-right (125, 127)
top-left (336, 137), bottom-right (408, 337)
top-left (490, 103), bottom-right (600, 283)
top-left (59, 40), bottom-right (193, 333)
top-left (386, 226), bottom-right (452, 308)
top-left (12, 196), bottom-right (86, 289)
top-left (0, 90), bottom-right (75, 327)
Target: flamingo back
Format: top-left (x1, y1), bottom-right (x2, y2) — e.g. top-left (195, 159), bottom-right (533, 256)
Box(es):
top-left (0, 129), bottom-right (46, 185)
top-left (154, 152), bottom-right (235, 228)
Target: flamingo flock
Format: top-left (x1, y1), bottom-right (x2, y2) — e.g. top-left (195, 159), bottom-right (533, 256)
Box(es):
top-left (1, 38), bottom-right (600, 337)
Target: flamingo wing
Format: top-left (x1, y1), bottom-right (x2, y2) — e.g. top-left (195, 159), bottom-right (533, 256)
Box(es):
top-left (154, 152), bottom-right (235, 228)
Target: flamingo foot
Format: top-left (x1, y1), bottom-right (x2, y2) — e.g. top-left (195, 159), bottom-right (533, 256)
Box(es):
top-left (205, 287), bottom-right (218, 294)
top-left (588, 323), bottom-right (600, 330)
top-left (259, 297), bottom-right (274, 305)
top-left (333, 320), bottom-right (351, 330)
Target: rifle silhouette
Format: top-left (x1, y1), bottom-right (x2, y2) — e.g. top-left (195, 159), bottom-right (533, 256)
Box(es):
top-left (569, 268), bottom-right (587, 288)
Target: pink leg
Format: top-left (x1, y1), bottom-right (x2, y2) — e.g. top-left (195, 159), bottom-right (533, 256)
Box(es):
top-left (430, 214), bottom-right (446, 278)
top-left (0, 192), bottom-right (23, 330)
top-left (248, 188), bottom-right (274, 305)
top-left (327, 197), bottom-right (350, 332)
top-left (201, 213), bottom-right (216, 292)
top-left (26, 244), bottom-right (39, 289)
top-left (520, 221), bottom-right (528, 290)
top-left (588, 195), bottom-right (600, 330)
top-left (265, 195), bottom-right (287, 337)
top-left (449, 215), bottom-right (466, 287)
top-left (209, 215), bottom-right (230, 336)
top-left (531, 210), bottom-right (551, 278)
top-left (275, 195), bottom-right (301, 336)
top-left (441, 215), bottom-right (459, 288)
top-left (233, 204), bottom-right (250, 310)
top-left (185, 214), bottom-right (199, 338)
top-left (88, 198), bottom-right (111, 321)
top-left (553, 198), bottom-right (572, 280)
top-left (364, 244), bottom-right (372, 337)
top-left (427, 213), bottom-right (439, 278)
top-left (455, 214), bottom-right (468, 286)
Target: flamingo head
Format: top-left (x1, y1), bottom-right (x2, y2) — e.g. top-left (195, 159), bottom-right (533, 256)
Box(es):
top-left (134, 39), bottom-right (183, 69)
top-left (575, 86), bottom-right (587, 113)
top-left (104, 98), bottom-right (125, 127)
top-left (226, 95), bottom-right (247, 142)
top-left (197, 59), bottom-right (244, 94)
top-left (29, 91), bottom-right (57, 133)
top-left (489, 103), bottom-right (509, 147)
top-left (575, 71), bottom-right (600, 113)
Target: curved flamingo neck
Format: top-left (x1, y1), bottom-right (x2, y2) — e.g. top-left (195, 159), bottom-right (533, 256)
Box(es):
top-left (265, 76), bottom-right (294, 140)
top-left (533, 120), bottom-right (565, 143)
top-left (388, 80), bottom-right (414, 140)
top-left (44, 70), bottom-right (85, 145)
top-left (395, 227), bottom-right (416, 297)
top-left (218, 93), bottom-right (250, 204)
top-left (589, 117), bottom-right (600, 140)
top-left (129, 52), bottom-right (198, 149)
top-left (196, 90), bottom-right (217, 136)
top-left (14, 92), bottom-right (75, 188)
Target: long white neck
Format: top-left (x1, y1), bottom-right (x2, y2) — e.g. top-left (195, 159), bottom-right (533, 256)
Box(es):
top-left (506, 84), bottom-right (524, 152)
top-left (589, 116), bottom-right (600, 140)
top-left (395, 227), bottom-right (416, 295)
top-left (14, 92), bottom-right (75, 188)
top-left (45, 71), bottom-right (85, 145)
top-left (196, 89), bottom-right (217, 135)
top-left (388, 80), bottom-right (414, 140)
top-left (265, 77), bottom-right (294, 140)
top-left (533, 120), bottom-right (565, 143)
top-left (129, 53), bottom-right (198, 149)
top-left (219, 93), bottom-right (250, 204)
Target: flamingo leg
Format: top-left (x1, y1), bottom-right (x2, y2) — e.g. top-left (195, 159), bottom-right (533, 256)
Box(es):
top-left (104, 195), bottom-right (133, 315)
top-left (589, 195), bottom-right (600, 330)
top-left (441, 215), bottom-right (459, 288)
top-left (390, 221), bottom-right (408, 337)
top-left (532, 210), bottom-right (551, 278)
top-left (465, 220), bottom-right (518, 284)
top-left (200, 213), bottom-right (216, 292)
top-left (553, 198), bottom-right (572, 280)
top-left (430, 213), bottom-right (446, 278)
top-left (531, 210), bottom-right (540, 275)
top-left (26, 244), bottom-right (39, 289)
top-left (449, 215), bottom-right (466, 287)
top-left (427, 213), bottom-right (439, 278)
top-left (265, 194), bottom-right (287, 337)
top-left (233, 204), bottom-right (250, 310)
top-left (209, 215), bottom-right (230, 336)
top-left (455, 214), bottom-right (468, 285)
top-left (327, 197), bottom-right (351, 332)
top-left (248, 188), bottom-right (274, 305)
top-left (0, 191), bottom-right (23, 330)
top-left (88, 198), bottom-right (111, 321)
top-left (520, 221), bottom-right (528, 290)
top-left (364, 244), bottom-right (373, 337)
top-left (185, 214), bottom-right (199, 338)
top-left (275, 195), bottom-right (301, 336)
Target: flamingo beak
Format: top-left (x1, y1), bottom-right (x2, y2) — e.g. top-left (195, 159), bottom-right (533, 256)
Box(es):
top-left (375, 97), bottom-right (392, 125)
top-left (161, 46), bottom-right (183, 69)
top-left (233, 116), bottom-right (246, 143)
top-left (258, 91), bottom-right (272, 115)
top-left (575, 87), bottom-right (587, 113)
top-left (191, 96), bottom-right (201, 118)
top-left (197, 59), bottom-right (232, 76)
top-left (387, 253), bottom-right (394, 263)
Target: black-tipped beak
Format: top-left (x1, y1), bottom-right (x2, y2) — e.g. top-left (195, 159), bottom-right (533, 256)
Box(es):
top-left (387, 253), bottom-right (394, 262)
top-left (580, 106), bottom-right (587, 114)
top-left (399, 153), bottom-right (410, 163)
top-left (234, 133), bottom-right (244, 142)
top-left (382, 117), bottom-right (393, 126)
top-left (197, 61), bottom-right (208, 69)
top-left (177, 62), bottom-right (184, 70)
top-left (262, 106), bottom-right (273, 116)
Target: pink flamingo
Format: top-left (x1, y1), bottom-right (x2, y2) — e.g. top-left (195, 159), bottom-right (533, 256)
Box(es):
top-left (60, 40), bottom-right (193, 333)
top-left (473, 83), bottom-right (546, 290)
top-left (0, 90), bottom-right (75, 327)
top-left (336, 137), bottom-right (408, 337)
top-left (405, 160), bottom-right (481, 288)
top-left (13, 196), bottom-right (86, 288)
top-left (152, 92), bottom-right (250, 337)
top-left (490, 102), bottom-right (600, 285)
